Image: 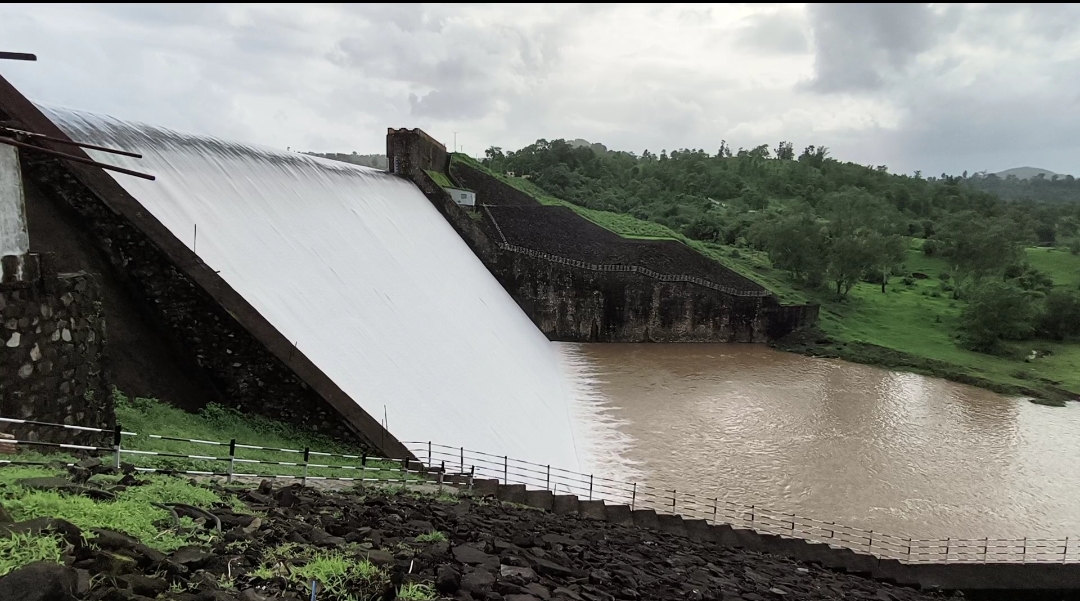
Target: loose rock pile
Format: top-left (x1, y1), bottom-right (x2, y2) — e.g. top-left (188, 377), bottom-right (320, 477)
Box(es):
top-left (0, 480), bottom-right (946, 601)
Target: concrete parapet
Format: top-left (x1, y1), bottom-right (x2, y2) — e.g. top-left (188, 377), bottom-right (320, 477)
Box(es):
top-left (497, 484), bottom-right (527, 504)
top-left (471, 479), bottom-right (499, 497)
top-left (604, 504), bottom-right (634, 527)
top-left (552, 494), bottom-right (579, 515)
top-left (683, 519), bottom-right (714, 543)
top-left (523, 489), bottom-right (554, 511)
top-left (658, 514), bottom-right (687, 537)
top-left (578, 500), bottom-right (607, 520)
top-left (631, 509), bottom-right (661, 531)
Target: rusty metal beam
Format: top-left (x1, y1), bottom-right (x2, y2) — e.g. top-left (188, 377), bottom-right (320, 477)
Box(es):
top-left (0, 136), bottom-right (155, 180)
top-left (0, 126), bottom-right (143, 158)
top-left (0, 52), bottom-right (36, 62)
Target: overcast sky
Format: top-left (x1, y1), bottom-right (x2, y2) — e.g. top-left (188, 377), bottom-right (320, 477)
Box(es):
top-left (1, 3), bottom-right (1078, 176)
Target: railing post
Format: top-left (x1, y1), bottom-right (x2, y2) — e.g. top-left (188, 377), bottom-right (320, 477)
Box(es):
top-left (984, 537), bottom-right (989, 563)
top-left (460, 447), bottom-right (464, 475)
top-left (468, 465), bottom-right (474, 488)
top-left (301, 447), bottom-right (310, 487)
top-left (427, 441), bottom-right (432, 468)
top-left (112, 424), bottom-right (122, 470)
top-left (589, 474), bottom-right (594, 501)
top-left (631, 483), bottom-right (637, 511)
top-left (503, 455), bottom-right (508, 485)
top-left (907, 538), bottom-right (912, 562)
top-left (1065, 537), bottom-right (1070, 563)
top-left (945, 538), bottom-right (950, 562)
top-left (1022, 537), bottom-right (1027, 563)
top-left (712, 498), bottom-right (717, 525)
top-left (546, 465), bottom-right (551, 490)
top-left (868, 530), bottom-right (873, 553)
top-left (750, 505), bottom-right (755, 527)
top-left (227, 438), bottom-right (236, 484)
top-left (671, 490), bottom-right (676, 512)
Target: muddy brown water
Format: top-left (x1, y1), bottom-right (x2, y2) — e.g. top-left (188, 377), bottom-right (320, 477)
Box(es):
top-left (568, 343), bottom-right (1080, 540)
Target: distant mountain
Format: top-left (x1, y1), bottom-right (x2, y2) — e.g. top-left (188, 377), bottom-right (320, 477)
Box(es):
top-left (305, 152), bottom-right (387, 170)
top-left (994, 166), bottom-right (1061, 180)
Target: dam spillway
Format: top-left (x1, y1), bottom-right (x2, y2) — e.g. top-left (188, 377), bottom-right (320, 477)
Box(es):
top-left (40, 105), bottom-right (592, 470)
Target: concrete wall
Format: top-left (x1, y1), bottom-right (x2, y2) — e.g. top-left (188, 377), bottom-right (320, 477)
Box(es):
top-left (495, 248), bottom-right (818, 342)
top-left (0, 253), bottom-right (112, 445)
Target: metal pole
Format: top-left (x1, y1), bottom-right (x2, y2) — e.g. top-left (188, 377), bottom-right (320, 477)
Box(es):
top-left (112, 424), bottom-right (122, 470)
top-left (302, 447), bottom-right (310, 487)
top-left (1065, 537), bottom-right (1070, 563)
top-left (868, 530), bottom-right (873, 553)
top-left (712, 498), bottom-right (718, 525)
top-left (750, 505), bottom-right (755, 527)
top-left (546, 465), bottom-right (551, 490)
top-left (227, 438), bottom-right (236, 484)
top-left (460, 447), bottom-right (464, 475)
top-left (945, 538), bottom-right (950, 562)
top-left (589, 474), bottom-right (593, 501)
top-left (427, 442), bottom-right (432, 468)
top-left (504, 456), bottom-right (508, 485)
top-left (1022, 537), bottom-right (1027, 563)
top-left (631, 483), bottom-right (637, 511)
top-left (671, 489), bottom-right (676, 512)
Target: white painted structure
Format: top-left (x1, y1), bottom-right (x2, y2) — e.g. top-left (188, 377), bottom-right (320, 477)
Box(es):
top-left (43, 105), bottom-right (595, 471)
top-left (0, 144), bottom-right (28, 257)
top-left (442, 187), bottom-right (475, 207)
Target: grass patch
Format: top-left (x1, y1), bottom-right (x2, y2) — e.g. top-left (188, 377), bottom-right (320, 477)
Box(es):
top-left (114, 391), bottom-right (412, 482)
top-left (423, 169), bottom-right (455, 189)
top-left (0, 465), bottom-right (235, 552)
top-left (414, 530), bottom-right (447, 543)
top-left (257, 544), bottom-right (389, 601)
top-left (0, 532), bottom-right (65, 577)
top-left (398, 583), bottom-right (437, 600)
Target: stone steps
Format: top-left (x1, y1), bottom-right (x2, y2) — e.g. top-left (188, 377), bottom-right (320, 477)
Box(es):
top-left (460, 479), bottom-right (1080, 592)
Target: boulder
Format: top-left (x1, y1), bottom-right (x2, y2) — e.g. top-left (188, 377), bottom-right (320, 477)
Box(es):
top-left (0, 561), bottom-right (79, 601)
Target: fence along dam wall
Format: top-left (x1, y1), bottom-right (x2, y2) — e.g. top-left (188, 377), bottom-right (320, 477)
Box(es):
top-left (1, 78), bottom-right (592, 470)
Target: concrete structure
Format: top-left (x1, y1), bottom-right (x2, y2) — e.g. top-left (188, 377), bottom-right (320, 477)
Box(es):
top-left (387, 127), bottom-right (818, 343)
top-left (442, 187), bottom-right (475, 207)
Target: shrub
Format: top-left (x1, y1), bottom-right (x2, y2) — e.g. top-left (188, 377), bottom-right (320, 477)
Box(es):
top-left (922, 239), bottom-right (941, 257)
top-left (902, 276), bottom-right (916, 286)
top-left (959, 281), bottom-right (1037, 353)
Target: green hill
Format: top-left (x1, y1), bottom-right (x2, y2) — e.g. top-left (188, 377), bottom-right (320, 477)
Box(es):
top-left (475, 142), bottom-right (1080, 401)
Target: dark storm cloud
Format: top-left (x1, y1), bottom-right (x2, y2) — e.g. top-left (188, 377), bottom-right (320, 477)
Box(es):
top-left (803, 4), bottom-right (957, 93)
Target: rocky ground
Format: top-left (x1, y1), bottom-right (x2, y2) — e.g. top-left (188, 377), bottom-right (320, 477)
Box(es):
top-left (0, 472), bottom-right (949, 601)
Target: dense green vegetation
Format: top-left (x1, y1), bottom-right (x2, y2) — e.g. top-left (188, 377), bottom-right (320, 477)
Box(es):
top-left (478, 141), bottom-right (1080, 399)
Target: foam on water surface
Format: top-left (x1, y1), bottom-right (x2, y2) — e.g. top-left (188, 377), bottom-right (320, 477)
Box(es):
top-left (42, 105), bottom-right (599, 471)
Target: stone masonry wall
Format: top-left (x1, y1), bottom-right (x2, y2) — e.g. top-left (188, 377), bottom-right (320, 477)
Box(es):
top-left (21, 155), bottom-right (370, 449)
top-left (0, 256), bottom-right (112, 445)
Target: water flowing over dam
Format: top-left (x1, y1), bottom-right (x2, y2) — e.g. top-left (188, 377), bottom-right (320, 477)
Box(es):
top-left (41, 106), bottom-right (595, 471)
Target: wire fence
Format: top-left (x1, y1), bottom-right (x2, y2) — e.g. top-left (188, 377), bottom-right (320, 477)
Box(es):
top-left (403, 440), bottom-right (1080, 565)
top-left (0, 416), bottom-right (426, 487)
top-left (3, 415), bottom-right (1076, 565)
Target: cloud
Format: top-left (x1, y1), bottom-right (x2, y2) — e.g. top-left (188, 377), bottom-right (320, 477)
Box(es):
top-left (734, 11), bottom-right (810, 56)
top-left (0, 4), bottom-right (1077, 176)
top-left (803, 4), bottom-right (956, 93)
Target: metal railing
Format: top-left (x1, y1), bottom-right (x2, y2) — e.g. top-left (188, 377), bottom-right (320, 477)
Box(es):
top-left (4, 414), bottom-right (1076, 565)
top-left (479, 204), bottom-right (771, 298)
top-left (0, 416), bottom-right (425, 487)
top-left (403, 441), bottom-right (1080, 565)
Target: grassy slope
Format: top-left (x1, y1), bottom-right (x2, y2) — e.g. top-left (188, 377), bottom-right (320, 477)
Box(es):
top-left (113, 392), bottom-right (409, 480)
top-left (456, 154), bottom-right (1080, 398)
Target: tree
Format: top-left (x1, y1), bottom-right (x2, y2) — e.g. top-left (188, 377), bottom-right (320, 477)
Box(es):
top-left (774, 141), bottom-right (795, 161)
top-left (751, 211), bottom-right (826, 286)
top-left (937, 214), bottom-right (1024, 297)
top-left (871, 233), bottom-right (908, 293)
top-left (959, 281), bottom-right (1037, 353)
top-left (1039, 291), bottom-right (1080, 340)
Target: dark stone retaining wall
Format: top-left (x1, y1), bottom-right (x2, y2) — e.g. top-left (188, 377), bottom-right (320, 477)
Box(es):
top-left (471, 478), bottom-right (1080, 593)
top-left (383, 131), bottom-right (819, 342)
top-left (0, 254), bottom-right (112, 444)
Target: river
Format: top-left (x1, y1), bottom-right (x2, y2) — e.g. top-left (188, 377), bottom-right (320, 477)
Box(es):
top-left (567, 343), bottom-right (1080, 540)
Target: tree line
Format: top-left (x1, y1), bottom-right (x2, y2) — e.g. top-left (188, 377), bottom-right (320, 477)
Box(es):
top-left (483, 140), bottom-right (1080, 355)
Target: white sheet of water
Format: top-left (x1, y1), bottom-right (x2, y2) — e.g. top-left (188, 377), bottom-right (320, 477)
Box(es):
top-left (42, 106), bottom-right (599, 471)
